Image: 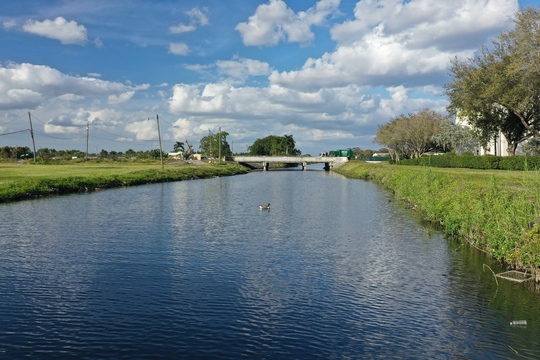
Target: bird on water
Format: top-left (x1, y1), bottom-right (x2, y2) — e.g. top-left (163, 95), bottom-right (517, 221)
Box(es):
top-left (259, 203), bottom-right (271, 210)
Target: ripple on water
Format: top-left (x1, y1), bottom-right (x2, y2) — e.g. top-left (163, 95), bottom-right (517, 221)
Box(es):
top-left (1, 173), bottom-right (540, 359)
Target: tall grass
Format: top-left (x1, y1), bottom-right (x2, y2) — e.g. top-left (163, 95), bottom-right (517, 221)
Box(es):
top-left (335, 161), bottom-right (540, 269)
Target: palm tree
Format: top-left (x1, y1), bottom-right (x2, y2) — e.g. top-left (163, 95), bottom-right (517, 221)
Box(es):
top-left (173, 141), bottom-right (185, 152)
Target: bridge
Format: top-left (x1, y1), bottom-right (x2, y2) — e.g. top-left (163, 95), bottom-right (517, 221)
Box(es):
top-left (227, 156), bottom-right (349, 171)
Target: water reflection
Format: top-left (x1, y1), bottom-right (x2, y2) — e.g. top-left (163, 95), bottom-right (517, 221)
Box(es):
top-left (0, 170), bottom-right (540, 358)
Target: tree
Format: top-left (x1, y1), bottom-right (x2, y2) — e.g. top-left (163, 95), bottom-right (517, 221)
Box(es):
top-left (12, 146), bottom-right (32, 159)
top-left (248, 134), bottom-right (301, 156)
top-left (173, 141), bottom-right (185, 152)
top-left (182, 140), bottom-right (194, 160)
top-left (446, 53), bottom-right (532, 156)
top-left (0, 146), bottom-right (12, 159)
top-left (125, 149), bottom-right (136, 158)
top-left (199, 131), bottom-right (232, 158)
top-left (431, 120), bottom-right (478, 155)
top-left (522, 138), bottom-right (540, 156)
top-left (445, 7), bottom-right (540, 155)
top-left (375, 108), bottom-right (446, 159)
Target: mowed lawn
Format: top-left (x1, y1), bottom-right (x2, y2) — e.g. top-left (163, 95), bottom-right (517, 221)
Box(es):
top-left (0, 161), bottom-right (180, 186)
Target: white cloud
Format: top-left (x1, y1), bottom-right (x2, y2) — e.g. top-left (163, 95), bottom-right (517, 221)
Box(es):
top-left (108, 91), bottom-right (135, 105)
top-left (3, 20), bottom-right (16, 29)
top-left (22, 17), bottom-right (88, 45)
top-left (170, 7), bottom-right (209, 33)
top-left (170, 24), bottom-right (196, 34)
top-left (55, 94), bottom-right (85, 101)
top-left (0, 63), bottom-right (140, 110)
top-left (166, 77), bottom-right (448, 154)
top-left (331, 0), bottom-right (517, 46)
top-left (236, 0), bottom-right (340, 46)
top-left (186, 7), bottom-right (209, 26)
top-left (269, 0), bottom-right (516, 91)
top-left (2, 89), bottom-right (43, 109)
top-left (125, 118), bottom-right (158, 140)
top-left (216, 57), bottom-right (272, 81)
top-left (169, 42), bottom-right (190, 56)
top-left (93, 37), bottom-right (104, 48)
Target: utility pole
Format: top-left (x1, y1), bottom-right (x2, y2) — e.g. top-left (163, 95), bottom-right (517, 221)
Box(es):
top-left (156, 115), bottom-right (164, 171)
top-left (218, 127), bottom-right (221, 163)
top-left (86, 123), bottom-right (89, 158)
top-left (208, 129), bottom-right (212, 159)
top-left (28, 112), bottom-right (37, 162)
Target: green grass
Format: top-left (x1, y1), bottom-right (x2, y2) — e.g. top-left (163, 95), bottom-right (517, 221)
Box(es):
top-left (334, 161), bottom-right (540, 270)
top-left (0, 160), bottom-right (249, 203)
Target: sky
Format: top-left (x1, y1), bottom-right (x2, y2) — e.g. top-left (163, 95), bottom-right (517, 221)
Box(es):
top-left (1, 0), bottom-right (539, 156)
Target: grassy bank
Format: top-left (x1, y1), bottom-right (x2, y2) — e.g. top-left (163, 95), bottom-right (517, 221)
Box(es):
top-left (0, 160), bottom-right (249, 203)
top-left (334, 161), bottom-right (540, 270)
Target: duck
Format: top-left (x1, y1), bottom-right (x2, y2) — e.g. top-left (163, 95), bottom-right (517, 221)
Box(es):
top-left (259, 203), bottom-right (271, 210)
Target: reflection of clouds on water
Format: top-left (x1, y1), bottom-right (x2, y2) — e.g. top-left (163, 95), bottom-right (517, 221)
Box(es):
top-left (1, 171), bottom-right (539, 358)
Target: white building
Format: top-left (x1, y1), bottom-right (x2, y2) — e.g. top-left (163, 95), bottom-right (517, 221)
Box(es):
top-left (168, 151), bottom-right (183, 159)
top-left (455, 116), bottom-right (527, 156)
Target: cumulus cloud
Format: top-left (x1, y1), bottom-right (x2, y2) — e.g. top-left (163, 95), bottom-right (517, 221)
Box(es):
top-left (125, 118), bottom-right (158, 140)
top-left (169, 81), bottom-right (392, 129)
top-left (330, 0), bottom-right (516, 47)
top-left (22, 17), bottom-right (88, 45)
top-left (236, 0), bottom-right (340, 46)
top-left (169, 42), bottom-right (190, 55)
top-left (45, 113), bottom-right (85, 134)
top-left (165, 73), bottom-right (448, 154)
top-left (269, 0), bottom-right (516, 91)
top-left (0, 63), bottom-right (140, 110)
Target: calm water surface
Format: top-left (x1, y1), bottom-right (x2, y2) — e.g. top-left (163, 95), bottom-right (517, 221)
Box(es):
top-left (1, 167), bottom-right (540, 359)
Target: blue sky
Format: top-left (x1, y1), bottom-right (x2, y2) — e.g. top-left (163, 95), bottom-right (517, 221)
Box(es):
top-left (0, 0), bottom-right (538, 156)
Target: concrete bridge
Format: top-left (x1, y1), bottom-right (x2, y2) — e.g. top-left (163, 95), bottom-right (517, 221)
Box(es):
top-left (228, 156), bottom-right (349, 171)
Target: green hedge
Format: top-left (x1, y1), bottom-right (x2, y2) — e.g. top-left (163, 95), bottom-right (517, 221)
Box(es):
top-left (398, 154), bottom-right (540, 171)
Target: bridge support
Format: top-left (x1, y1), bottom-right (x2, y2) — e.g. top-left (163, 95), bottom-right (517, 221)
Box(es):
top-left (302, 162), bottom-right (307, 171)
top-left (262, 162), bottom-right (269, 171)
top-left (324, 162), bottom-right (330, 171)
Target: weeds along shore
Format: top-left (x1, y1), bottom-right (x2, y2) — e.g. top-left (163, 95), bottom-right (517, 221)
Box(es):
top-left (334, 161), bottom-right (540, 271)
top-left (0, 161), bottom-right (249, 203)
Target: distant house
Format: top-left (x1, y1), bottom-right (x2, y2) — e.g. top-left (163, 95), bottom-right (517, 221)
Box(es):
top-left (168, 151), bottom-right (183, 159)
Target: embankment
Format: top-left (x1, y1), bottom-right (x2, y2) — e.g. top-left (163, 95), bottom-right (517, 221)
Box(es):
top-left (334, 161), bottom-right (540, 270)
top-left (0, 162), bottom-right (249, 203)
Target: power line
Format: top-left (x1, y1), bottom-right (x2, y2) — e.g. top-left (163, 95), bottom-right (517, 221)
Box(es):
top-left (0, 129), bottom-right (29, 136)
top-left (33, 129), bottom-right (75, 140)
top-left (0, 113), bottom-right (27, 126)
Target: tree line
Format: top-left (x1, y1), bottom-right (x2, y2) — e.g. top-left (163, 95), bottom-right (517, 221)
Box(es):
top-left (0, 133), bottom-right (302, 160)
top-left (0, 146), bottom-right (174, 160)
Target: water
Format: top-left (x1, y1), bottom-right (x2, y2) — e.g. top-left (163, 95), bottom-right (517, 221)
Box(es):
top-left (1, 167), bottom-right (540, 359)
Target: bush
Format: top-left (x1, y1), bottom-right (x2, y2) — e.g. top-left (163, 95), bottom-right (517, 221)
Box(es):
top-left (398, 154), bottom-right (540, 171)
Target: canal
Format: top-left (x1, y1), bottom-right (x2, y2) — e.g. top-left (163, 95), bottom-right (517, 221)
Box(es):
top-left (0, 167), bottom-right (539, 358)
